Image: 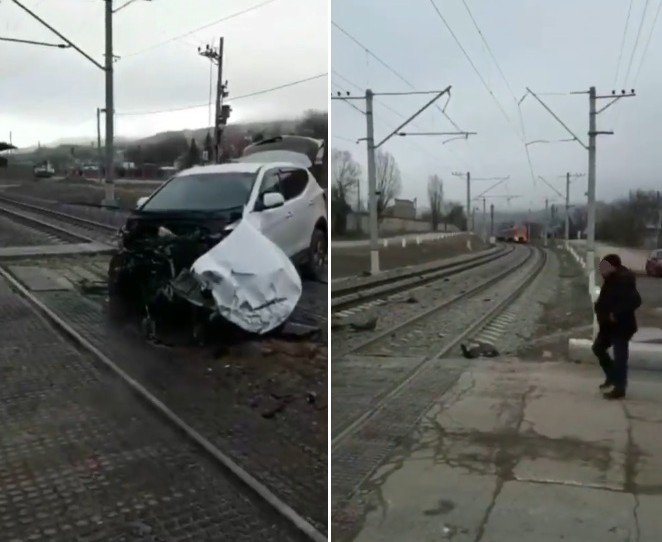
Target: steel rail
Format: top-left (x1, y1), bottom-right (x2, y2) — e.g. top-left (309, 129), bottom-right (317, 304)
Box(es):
top-left (332, 246), bottom-right (546, 448)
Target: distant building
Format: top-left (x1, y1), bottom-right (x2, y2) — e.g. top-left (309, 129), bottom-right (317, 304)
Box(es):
top-left (384, 198), bottom-right (416, 220)
top-left (643, 222), bottom-right (661, 249)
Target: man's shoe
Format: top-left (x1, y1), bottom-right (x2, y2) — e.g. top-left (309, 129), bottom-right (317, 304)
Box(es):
top-left (599, 379), bottom-right (613, 390)
top-left (603, 387), bottom-right (626, 400)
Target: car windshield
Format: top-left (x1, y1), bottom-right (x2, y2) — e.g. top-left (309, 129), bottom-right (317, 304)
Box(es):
top-left (140, 172), bottom-right (256, 212)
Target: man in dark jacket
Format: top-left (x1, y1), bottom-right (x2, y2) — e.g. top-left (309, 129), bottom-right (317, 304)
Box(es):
top-left (592, 254), bottom-right (642, 399)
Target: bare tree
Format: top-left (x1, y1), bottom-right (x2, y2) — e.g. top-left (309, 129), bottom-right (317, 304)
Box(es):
top-left (375, 150), bottom-right (402, 219)
top-left (427, 174), bottom-right (444, 231)
top-left (331, 149), bottom-right (361, 235)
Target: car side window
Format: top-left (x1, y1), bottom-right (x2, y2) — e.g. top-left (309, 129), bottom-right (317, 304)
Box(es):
top-left (254, 169), bottom-right (283, 211)
top-left (259, 169), bottom-right (282, 196)
top-left (279, 168), bottom-right (309, 200)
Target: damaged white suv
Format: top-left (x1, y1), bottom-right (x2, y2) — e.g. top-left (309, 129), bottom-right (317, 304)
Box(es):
top-left (107, 158), bottom-right (327, 323)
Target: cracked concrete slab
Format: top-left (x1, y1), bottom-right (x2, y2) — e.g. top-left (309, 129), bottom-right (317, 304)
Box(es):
top-left (355, 463), bottom-right (497, 542)
top-left (481, 481), bottom-right (637, 542)
top-left (637, 495), bottom-right (662, 541)
top-left (343, 359), bottom-right (662, 542)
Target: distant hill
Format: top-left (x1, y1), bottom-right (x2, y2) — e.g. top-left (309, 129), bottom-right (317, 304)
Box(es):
top-left (8, 111), bottom-right (327, 170)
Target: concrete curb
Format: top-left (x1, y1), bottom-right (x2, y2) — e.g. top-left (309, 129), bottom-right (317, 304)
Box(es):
top-left (567, 243), bottom-right (587, 269)
top-left (568, 338), bottom-right (662, 371)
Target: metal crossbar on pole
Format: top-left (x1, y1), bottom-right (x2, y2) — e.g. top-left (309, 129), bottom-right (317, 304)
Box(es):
top-left (526, 84), bottom-right (635, 322)
top-left (332, 85), bottom-right (475, 274)
top-left (9, 0), bottom-right (152, 208)
top-left (0, 36), bottom-right (70, 48)
top-left (10, 0), bottom-right (105, 70)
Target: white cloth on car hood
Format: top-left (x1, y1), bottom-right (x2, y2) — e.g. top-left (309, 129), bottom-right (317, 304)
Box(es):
top-left (190, 218), bottom-right (302, 334)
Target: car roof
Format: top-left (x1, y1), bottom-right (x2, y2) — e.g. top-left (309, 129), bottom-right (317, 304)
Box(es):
top-left (175, 162), bottom-right (309, 177)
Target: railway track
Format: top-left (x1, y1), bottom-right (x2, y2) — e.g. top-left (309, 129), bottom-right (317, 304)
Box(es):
top-left (0, 194), bottom-right (326, 539)
top-left (331, 244), bottom-right (512, 315)
top-left (0, 264), bottom-right (327, 541)
top-left (331, 245), bottom-right (547, 518)
top-left (0, 194), bottom-right (118, 244)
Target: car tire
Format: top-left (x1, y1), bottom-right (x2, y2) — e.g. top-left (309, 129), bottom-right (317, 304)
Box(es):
top-left (301, 227), bottom-right (327, 282)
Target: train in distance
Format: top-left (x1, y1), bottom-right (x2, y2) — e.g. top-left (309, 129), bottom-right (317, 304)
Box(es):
top-left (495, 222), bottom-right (529, 243)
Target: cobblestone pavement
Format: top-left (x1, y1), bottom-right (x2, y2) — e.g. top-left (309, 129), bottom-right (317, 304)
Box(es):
top-left (2, 255), bottom-right (328, 533)
top-left (0, 276), bottom-right (303, 541)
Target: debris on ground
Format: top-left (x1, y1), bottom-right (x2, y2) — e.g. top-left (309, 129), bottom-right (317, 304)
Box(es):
top-left (260, 394), bottom-right (293, 419)
top-left (460, 342), bottom-right (499, 359)
top-left (349, 314), bottom-right (378, 332)
top-left (278, 321), bottom-right (322, 341)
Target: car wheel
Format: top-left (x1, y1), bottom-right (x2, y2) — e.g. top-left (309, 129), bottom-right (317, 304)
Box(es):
top-left (302, 227), bottom-right (327, 282)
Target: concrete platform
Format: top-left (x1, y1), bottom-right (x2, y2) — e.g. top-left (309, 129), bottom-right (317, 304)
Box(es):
top-left (345, 358), bottom-right (662, 542)
top-left (0, 241), bottom-right (114, 260)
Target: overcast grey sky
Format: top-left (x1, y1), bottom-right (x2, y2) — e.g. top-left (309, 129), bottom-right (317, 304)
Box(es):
top-left (332, 0), bottom-right (662, 208)
top-left (1, 0), bottom-right (328, 147)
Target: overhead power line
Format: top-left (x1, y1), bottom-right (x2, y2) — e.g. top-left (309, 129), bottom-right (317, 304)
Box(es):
top-left (122, 0), bottom-right (278, 58)
top-left (633, 0), bottom-right (662, 85)
top-left (623, 0), bottom-right (651, 87)
top-left (9, 0), bottom-right (104, 70)
top-left (117, 72), bottom-right (326, 116)
top-left (428, 0), bottom-right (521, 139)
top-left (113, 0), bottom-right (146, 13)
top-left (459, 0), bottom-right (517, 103)
top-left (332, 21), bottom-right (464, 132)
top-left (613, 0), bottom-right (635, 87)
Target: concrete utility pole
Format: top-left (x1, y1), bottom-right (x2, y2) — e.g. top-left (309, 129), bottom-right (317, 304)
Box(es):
top-left (96, 108), bottom-right (103, 183)
top-left (657, 190), bottom-right (661, 247)
top-left (333, 86), bottom-right (466, 274)
top-left (214, 37), bottom-right (224, 162)
top-left (490, 203), bottom-right (495, 239)
top-left (565, 172), bottom-right (571, 245)
top-left (544, 198), bottom-right (549, 247)
top-left (586, 87), bottom-right (597, 278)
top-left (199, 39), bottom-right (230, 163)
top-left (101, 0), bottom-right (119, 207)
top-left (365, 89), bottom-right (379, 274)
top-left (525, 86), bottom-right (635, 295)
top-left (452, 171), bottom-right (471, 232)
top-left (453, 172), bottom-right (509, 234)
top-left (8, 0), bottom-right (121, 202)
top-left (561, 172), bottom-right (584, 247)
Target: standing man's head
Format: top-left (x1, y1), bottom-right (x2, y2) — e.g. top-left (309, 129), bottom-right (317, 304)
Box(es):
top-left (599, 254), bottom-right (621, 278)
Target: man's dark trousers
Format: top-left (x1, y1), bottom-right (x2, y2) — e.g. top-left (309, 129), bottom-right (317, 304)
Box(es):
top-left (592, 332), bottom-right (629, 389)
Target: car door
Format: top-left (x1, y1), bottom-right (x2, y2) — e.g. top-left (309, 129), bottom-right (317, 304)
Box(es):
top-left (279, 167), bottom-right (313, 256)
top-left (250, 168), bottom-right (293, 254)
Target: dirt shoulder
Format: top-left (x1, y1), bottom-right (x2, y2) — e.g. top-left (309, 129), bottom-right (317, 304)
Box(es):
top-left (331, 233), bottom-right (489, 278)
top-left (517, 246), bottom-right (593, 360)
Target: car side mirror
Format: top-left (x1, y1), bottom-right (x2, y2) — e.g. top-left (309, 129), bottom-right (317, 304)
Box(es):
top-left (262, 192), bottom-right (285, 209)
top-left (136, 196), bottom-right (149, 209)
